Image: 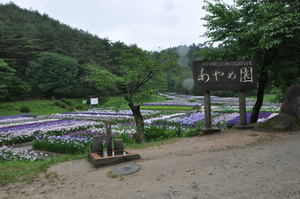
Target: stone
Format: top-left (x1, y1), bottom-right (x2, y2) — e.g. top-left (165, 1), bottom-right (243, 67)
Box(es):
top-left (256, 84), bottom-right (300, 131)
top-left (280, 84), bottom-right (300, 121)
top-left (259, 113), bottom-right (300, 131)
top-left (112, 163), bottom-right (141, 175)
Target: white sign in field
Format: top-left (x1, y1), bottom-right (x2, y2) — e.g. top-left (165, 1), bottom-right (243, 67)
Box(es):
top-left (90, 98), bottom-right (99, 105)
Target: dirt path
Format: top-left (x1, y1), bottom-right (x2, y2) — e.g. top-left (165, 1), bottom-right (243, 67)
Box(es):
top-left (1, 129), bottom-right (300, 199)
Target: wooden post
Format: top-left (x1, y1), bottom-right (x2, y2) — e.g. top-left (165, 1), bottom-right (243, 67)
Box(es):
top-left (105, 122), bottom-right (113, 156)
top-left (91, 135), bottom-right (104, 156)
top-left (239, 90), bottom-right (247, 125)
top-left (204, 90), bottom-right (212, 129)
top-left (98, 137), bottom-right (104, 157)
top-left (113, 139), bottom-right (124, 156)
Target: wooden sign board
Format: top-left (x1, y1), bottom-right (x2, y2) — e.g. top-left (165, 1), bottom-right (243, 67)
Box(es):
top-left (90, 98), bottom-right (99, 105)
top-left (193, 61), bottom-right (256, 92)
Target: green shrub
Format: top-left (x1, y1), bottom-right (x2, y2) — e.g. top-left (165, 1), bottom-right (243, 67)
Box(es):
top-left (53, 100), bottom-right (65, 108)
top-left (183, 128), bottom-right (201, 137)
top-left (19, 106), bottom-right (31, 113)
top-left (115, 133), bottom-right (135, 144)
top-left (75, 105), bottom-right (84, 110)
top-left (33, 136), bottom-right (91, 154)
top-left (67, 107), bottom-right (75, 111)
top-left (188, 99), bottom-right (198, 103)
top-left (61, 98), bottom-right (75, 106)
top-left (145, 126), bottom-right (177, 141)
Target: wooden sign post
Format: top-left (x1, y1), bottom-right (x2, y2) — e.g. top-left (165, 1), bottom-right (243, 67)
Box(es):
top-left (204, 90), bottom-right (212, 129)
top-left (193, 61), bottom-right (256, 131)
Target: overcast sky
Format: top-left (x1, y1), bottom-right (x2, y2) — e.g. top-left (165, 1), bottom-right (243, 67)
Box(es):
top-left (0, 0), bottom-right (233, 51)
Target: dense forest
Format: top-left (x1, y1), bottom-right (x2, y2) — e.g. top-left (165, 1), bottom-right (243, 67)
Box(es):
top-left (0, 3), bottom-right (201, 100)
top-left (1, 2), bottom-right (299, 105)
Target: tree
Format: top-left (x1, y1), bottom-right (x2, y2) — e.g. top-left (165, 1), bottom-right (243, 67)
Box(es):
top-left (202, 0), bottom-right (300, 122)
top-left (27, 52), bottom-right (79, 97)
top-left (0, 58), bottom-right (15, 99)
top-left (86, 45), bottom-right (169, 143)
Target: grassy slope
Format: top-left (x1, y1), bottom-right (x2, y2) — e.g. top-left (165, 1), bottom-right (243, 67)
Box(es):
top-left (101, 95), bottom-right (168, 110)
top-left (0, 99), bottom-right (89, 116)
top-left (249, 94), bottom-right (279, 103)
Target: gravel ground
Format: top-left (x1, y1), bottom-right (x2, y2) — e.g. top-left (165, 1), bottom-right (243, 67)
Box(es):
top-left (1, 129), bottom-right (300, 199)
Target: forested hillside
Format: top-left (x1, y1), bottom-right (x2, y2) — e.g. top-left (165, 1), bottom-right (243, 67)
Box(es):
top-left (0, 3), bottom-right (204, 100)
top-left (0, 3), bottom-right (116, 99)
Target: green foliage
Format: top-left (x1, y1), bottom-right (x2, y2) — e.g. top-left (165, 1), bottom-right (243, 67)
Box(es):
top-left (61, 98), bottom-right (75, 106)
top-left (33, 139), bottom-right (90, 154)
top-left (19, 105), bottom-right (30, 113)
top-left (75, 105), bottom-right (84, 110)
top-left (183, 127), bottom-right (201, 137)
top-left (0, 58), bottom-right (16, 99)
top-left (202, 0), bottom-right (300, 121)
top-left (84, 64), bottom-right (121, 95)
top-left (0, 3), bottom-right (206, 100)
top-left (115, 133), bottom-right (135, 144)
top-left (53, 100), bottom-right (68, 109)
top-left (101, 97), bottom-right (128, 110)
top-left (0, 153), bottom-right (86, 186)
top-left (27, 52), bottom-right (80, 97)
top-left (0, 99), bottom-right (87, 116)
top-left (141, 105), bottom-right (195, 111)
top-left (144, 126), bottom-right (178, 141)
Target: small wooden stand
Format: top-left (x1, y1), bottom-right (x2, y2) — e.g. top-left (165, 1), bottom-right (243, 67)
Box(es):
top-left (88, 122), bottom-right (140, 168)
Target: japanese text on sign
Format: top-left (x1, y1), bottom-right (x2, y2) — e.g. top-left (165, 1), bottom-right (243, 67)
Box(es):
top-left (193, 61), bottom-right (256, 91)
top-left (197, 67), bottom-right (254, 83)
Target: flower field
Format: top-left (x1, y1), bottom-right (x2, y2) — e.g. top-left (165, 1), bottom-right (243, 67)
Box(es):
top-left (0, 119), bottom-right (99, 145)
top-left (0, 94), bottom-right (281, 161)
top-left (33, 133), bottom-right (94, 154)
top-left (49, 110), bottom-right (159, 121)
top-left (0, 146), bottom-right (48, 161)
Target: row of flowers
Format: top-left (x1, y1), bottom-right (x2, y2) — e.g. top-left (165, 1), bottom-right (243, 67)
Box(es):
top-left (142, 102), bottom-right (200, 107)
top-left (0, 119), bottom-right (100, 145)
top-left (213, 105), bottom-right (280, 113)
top-left (0, 114), bottom-right (38, 125)
top-left (49, 110), bottom-right (160, 121)
top-left (33, 133), bottom-right (93, 154)
top-left (0, 118), bottom-right (58, 128)
top-left (0, 146), bottom-right (48, 161)
top-left (153, 111), bottom-right (277, 128)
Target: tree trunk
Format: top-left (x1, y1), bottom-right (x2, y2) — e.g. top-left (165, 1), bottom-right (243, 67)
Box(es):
top-left (250, 49), bottom-right (278, 123)
top-left (250, 71), bottom-right (268, 123)
top-left (128, 102), bottom-right (145, 143)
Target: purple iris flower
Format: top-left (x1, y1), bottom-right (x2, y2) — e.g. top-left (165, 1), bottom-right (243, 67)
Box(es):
top-left (227, 112), bottom-right (272, 126)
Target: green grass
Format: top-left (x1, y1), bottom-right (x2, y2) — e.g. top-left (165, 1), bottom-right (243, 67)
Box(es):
top-left (0, 153), bottom-right (86, 186)
top-left (101, 94), bottom-right (168, 110)
top-left (0, 94), bottom-right (167, 116)
top-left (0, 98), bottom-right (89, 116)
top-left (125, 137), bottom-right (182, 149)
top-left (248, 94), bottom-right (278, 103)
top-left (141, 105), bottom-right (195, 111)
top-left (107, 170), bottom-right (119, 178)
